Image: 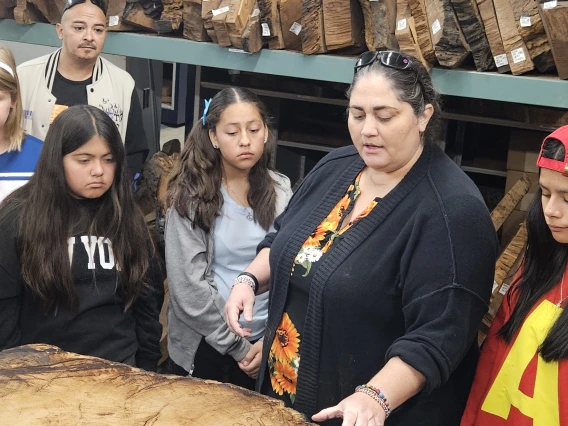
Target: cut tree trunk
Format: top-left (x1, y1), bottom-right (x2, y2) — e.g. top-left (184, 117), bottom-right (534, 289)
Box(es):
top-left (0, 344), bottom-right (315, 426)
top-left (183, 0), bottom-right (209, 41)
top-left (279, 0), bottom-right (303, 50)
top-left (357, 0), bottom-right (398, 51)
top-left (538, 0), bottom-right (568, 79)
top-left (322, 0), bottom-right (365, 51)
top-left (123, 1), bottom-right (157, 31)
top-left (450, 0), bottom-right (495, 70)
top-left (408, 0), bottom-right (437, 62)
top-left (0, 0), bottom-right (17, 19)
top-left (301, 0), bottom-right (327, 53)
top-left (509, 0), bottom-right (555, 71)
top-left (107, 0), bottom-right (135, 31)
top-left (425, 0), bottom-right (470, 67)
top-left (395, 0), bottom-right (433, 68)
top-left (493, 0), bottom-right (535, 74)
top-left (475, 0), bottom-right (511, 72)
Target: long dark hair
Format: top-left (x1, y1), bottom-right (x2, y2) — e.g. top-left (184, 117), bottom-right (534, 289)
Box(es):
top-left (0, 105), bottom-right (153, 313)
top-left (168, 87), bottom-right (277, 232)
top-left (499, 138), bottom-right (568, 361)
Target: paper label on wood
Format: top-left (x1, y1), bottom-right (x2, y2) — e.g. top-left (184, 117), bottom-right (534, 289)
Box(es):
top-left (261, 23), bottom-right (270, 36)
top-left (109, 16), bottom-right (119, 27)
top-left (492, 281), bottom-right (499, 293)
top-left (543, 0), bottom-right (557, 9)
top-left (499, 283), bottom-right (511, 295)
top-left (369, 0), bottom-right (379, 2)
top-left (251, 8), bottom-right (260, 17)
top-left (289, 22), bottom-right (302, 36)
top-left (212, 6), bottom-right (230, 16)
top-left (494, 54), bottom-right (509, 67)
top-left (431, 19), bottom-right (441, 35)
top-left (229, 48), bottom-right (253, 54)
top-left (397, 19), bottom-right (407, 31)
top-left (511, 48), bottom-right (526, 63)
top-left (520, 16), bottom-right (531, 27)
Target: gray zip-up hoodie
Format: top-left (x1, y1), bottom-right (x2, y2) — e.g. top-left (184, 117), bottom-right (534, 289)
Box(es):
top-left (165, 170), bottom-right (292, 373)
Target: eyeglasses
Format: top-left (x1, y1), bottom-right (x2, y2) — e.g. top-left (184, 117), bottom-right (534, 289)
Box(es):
top-left (62, 0), bottom-right (106, 15)
top-left (354, 50), bottom-right (415, 74)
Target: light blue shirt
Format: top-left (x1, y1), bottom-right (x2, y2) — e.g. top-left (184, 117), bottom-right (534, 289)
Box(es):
top-left (212, 186), bottom-right (272, 341)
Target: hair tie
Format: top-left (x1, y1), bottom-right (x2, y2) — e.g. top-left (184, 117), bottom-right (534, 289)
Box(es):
top-left (0, 62), bottom-right (14, 78)
top-left (201, 98), bottom-right (212, 126)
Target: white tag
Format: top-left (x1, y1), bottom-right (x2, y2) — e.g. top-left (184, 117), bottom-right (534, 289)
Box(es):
top-left (229, 48), bottom-right (252, 54)
top-left (431, 19), bottom-right (441, 35)
top-left (492, 281), bottom-right (498, 293)
top-left (397, 18), bottom-right (407, 31)
top-left (109, 15), bottom-right (119, 27)
top-left (212, 6), bottom-right (230, 16)
top-left (369, 0), bottom-right (379, 2)
top-left (289, 22), bottom-right (302, 35)
top-left (543, 0), bottom-right (557, 8)
top-left (251, 8), bottom-right (260, 17)
top-left (499, 283), bottom-right (510, 295)
top-left (261, 23), bottom-right (270, 36)
top-left (494, 54), bottom-right (509, 67)
top-left (520, 16), bottom-right (531, 27)
top-left (511, 47), bottom-right (526, 63)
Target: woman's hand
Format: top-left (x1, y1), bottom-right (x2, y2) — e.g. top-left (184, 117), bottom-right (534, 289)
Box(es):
top-left (312, 392), bottom-right (387, 426)
top-left (225, 282), bottom-right (256, 338)
top-left (238, 340), bottom-right (263, 379)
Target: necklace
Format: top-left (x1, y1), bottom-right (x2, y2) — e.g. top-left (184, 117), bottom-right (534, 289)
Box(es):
top-left (222, 178), bottom-right (253, 221)
top-left (557, 272), bottom-right (568, 307)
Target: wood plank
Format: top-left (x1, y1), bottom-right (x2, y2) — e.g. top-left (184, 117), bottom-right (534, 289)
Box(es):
top-left (322, 0), bottom-right (365, 51)
top-left (183, 0), bottom-right (209, 41)
top-left (425, 0), bottom-right (470, 67)
top-left (15, 0), bottom-right (48, 23)
top-left (475, 0), bottom-right (511, 72)
top-left (242, 4), bottom-right (264, 52)
top-left (538, 0), bottom-right (568, 79)
top-left (408, 0), bottom-right (437, 62)
top-left (279, 0), bottom-right (303, 50)
top-left (123, 2), bottom-right (157, 31)
top-left (357, 0), bottom-right (398, 51)
top-left (491, 175), bottom-right (531, 231)
top-left (0, 0), bottom-right (16, 19)
top-left (493, 0), bottom-right (535, 74)
top-left (212, 0), bottom-right (232, 46)
top-left (267, 0), bottom-right (285, 49)
top-left (107, 0), bottom-right (135, 32)
top-left (395, 0), bottom-right (433, 68)
top-left (226, 0), bottom-right (255, 34)
top-left (161, 0), bottom-right (184, 31)
top-left (450, 0), bottom-right (495, 71)
top-left (301, 0), bottom-right (327, 53)
top-left (202, 0), bottom-right (223, 43)
top-left (0, 344), bottom-right (316, 426)
top-left (509, 0), bottom-right (555, 72)
top-left (257, 0), bottom-right (275, 43)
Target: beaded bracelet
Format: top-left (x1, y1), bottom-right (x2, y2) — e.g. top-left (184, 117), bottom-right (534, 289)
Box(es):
top-left (355, 384), bottom-right (391, 418)
top-left (232, 272), bottom-right (259, 294)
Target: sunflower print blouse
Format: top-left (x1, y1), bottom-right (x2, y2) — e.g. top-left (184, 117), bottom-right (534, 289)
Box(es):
top-left (264, 171), bottom-right (378, 406)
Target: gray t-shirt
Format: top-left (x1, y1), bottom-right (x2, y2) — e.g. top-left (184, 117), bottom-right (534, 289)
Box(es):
top-left (212, 186), bottom-right (271, 341)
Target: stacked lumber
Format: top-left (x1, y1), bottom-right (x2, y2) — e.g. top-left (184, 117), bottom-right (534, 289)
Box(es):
top-left (204, 0), bottom-right (263, 50)
top-left (202, 0), bottom-right (223, 42)
top-left (395, 0), bottom-right (433, 68)
top-left (538, 0), bottom-right (568, 79)
top-left (0, 344), bottom-right (316, 426)
top-left (123, 1), bottom-right (158, 31)
top-left (475, 0), bottom-right (511, 72)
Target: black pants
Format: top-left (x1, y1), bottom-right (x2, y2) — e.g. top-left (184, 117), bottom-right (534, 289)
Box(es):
top-left (163, 340), bottom-right (256, 390)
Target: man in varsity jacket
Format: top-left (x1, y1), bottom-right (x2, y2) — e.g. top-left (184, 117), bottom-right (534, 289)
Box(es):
top-left (17, 0), bottom-right (149, 177)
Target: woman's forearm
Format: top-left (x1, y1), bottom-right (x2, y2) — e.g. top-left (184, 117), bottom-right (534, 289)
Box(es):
top-left (244, 248), bottom-right (270, 294)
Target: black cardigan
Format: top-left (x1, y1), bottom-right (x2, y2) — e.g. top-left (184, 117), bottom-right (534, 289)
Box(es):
top-left (258, 144), bottom-right (498, 425)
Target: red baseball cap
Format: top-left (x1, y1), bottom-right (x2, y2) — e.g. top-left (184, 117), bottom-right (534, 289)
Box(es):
top-left (536, 125), bottom-right (568, 175)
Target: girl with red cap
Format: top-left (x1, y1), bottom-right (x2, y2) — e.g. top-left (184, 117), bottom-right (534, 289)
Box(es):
top-left (462, 125), bottom-right (568, 426)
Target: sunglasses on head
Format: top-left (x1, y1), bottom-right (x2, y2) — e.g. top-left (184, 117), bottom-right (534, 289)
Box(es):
top-left (354, 50), bottom-right (415, 74)
top-left (62, 0), bottom-right (106, 15)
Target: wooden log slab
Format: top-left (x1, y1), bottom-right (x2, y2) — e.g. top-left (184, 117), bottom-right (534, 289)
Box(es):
top-left (242, 4), bottom-right (264, 52)
top-left (538, 0), bottom-right (568, 78)
top-left (161, 0), bottom-right (184, 31)
top-left (396, 0), bottom-right (434, 68)
top-left (0, 344), bottom-right (315, 425)
top-left (509, 0), bottom-right (555, 72)
top-left (212, 0), bottom-right (232, 46)
top-left (493, 0), bottom-right (535, 74)
top-left (202, 0), bottom-right (223, 43)
top-left (357, 0), bottom-right (398, 51)
top-left (425, 0), bottom-right (470, 67)
top-left (268, 0), bottom-right (286, 49)
top-left (183, 0), bottom-right (209, 40)
top-left (322, 0), bottom-right (365, 51)
top-left (15, 0), bottom-right (48, 23)
top-left (279, 0), bottom-right (303, 50)
top-left (408, 0), bottom-right (437, 62)
top-left (475, 0), bottom-right (511, 72)
top-left (301, 0), bottom-right (327, 54)
top-left (0, 0), bottom-right (17, 19)
top-left (491, 175), bottom-right (531, 230)
top-left (123, 1), bottom-right (158, 31)
top-left (107, 0), bottom-right (135, 31)
top-left (450, 0), bottom-right (495, 71)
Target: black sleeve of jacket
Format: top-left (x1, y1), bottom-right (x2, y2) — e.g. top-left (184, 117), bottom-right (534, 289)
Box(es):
top-left (133, 256), bottom-right (165, 372)
top-left (125, 89), bottom-right (150, 178)
top-left (0, 212), bottom-right (22, 350)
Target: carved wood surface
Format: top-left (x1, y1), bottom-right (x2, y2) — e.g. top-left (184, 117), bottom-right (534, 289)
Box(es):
top-left (301, 0), bottom-right (327, 54)
top-left (357, 0), bottom-right (398, 51)
top-left (475, 0), bottom-right (510, 72)
top-left (425, 0), bottom-right (470, 67)
top-left (279, 0), bottom-right (302, 50)
top-left (408, 0), bottom-right (437, 62)
top-left (538, 0), bottom-right (568, 79)
top-left (322, 0), bottom-right (364, 51)
top-left (493, 0), bottom-right (535, 74)
top-left (0, 344), bottom-right (315, 425)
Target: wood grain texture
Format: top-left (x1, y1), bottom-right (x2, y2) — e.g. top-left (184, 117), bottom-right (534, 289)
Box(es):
top-left (279, 0), bottom-right (302, 50)
top-left (395, 0), bottom-right (433, 68)
top-left (475, 0), bottom-right (510, 72)
top-left (15, 0), bottom-right (50, 23)
top-left (202, 0), bottom-right (223, 43)
top-left (357, 0), bottom-right (398, 50)
top-left (183, 0), bottom-right (209, 41)
top-left (425, 0), bottom-right (470, 67)
top-left (0, 0), bottom-right (17, 19)
top-left (268, 0), bottom-right (286, 49)
top-left (0, 344), bottom-right (315, 426)
top-left (493, 0), bottom-right (535, 74)
top-left (123, 2), bottom-right (157, 31)
top-left (106, 0), bottom-right (135, 32)
top-left (242, 7), bottom-right (264, 52)
top-left (538, 0), bottom-right (568, 78)
top-left (408, 0), bottom-right (437, 62)
top-left (212, 0), bottom-right (232, 46)
top-left (450, 0), bottom-right (495, 70)
top-left (322, 0), bottom-right (364, 51)
top-left (301, 0), bottom-right (327, 53)
top-left (161, 0), bottom-right (184, 30)
top-left (491, 175), bottom-right (531, 231)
